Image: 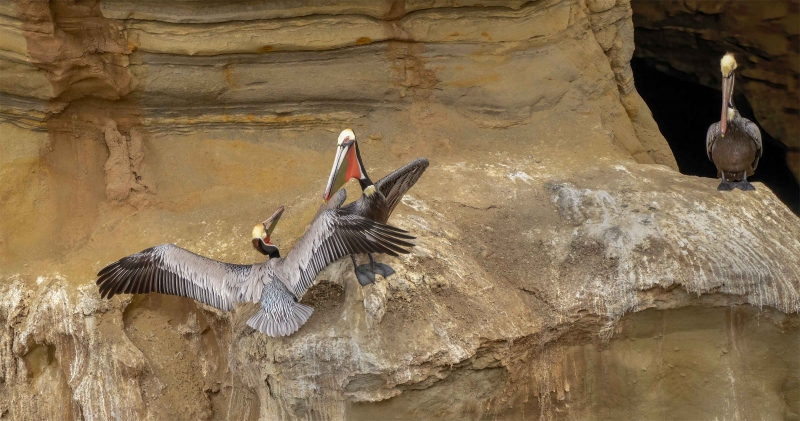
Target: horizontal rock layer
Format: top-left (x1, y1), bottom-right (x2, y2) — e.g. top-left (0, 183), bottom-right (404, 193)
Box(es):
top-left (1, 0), bottom-right (672, 160)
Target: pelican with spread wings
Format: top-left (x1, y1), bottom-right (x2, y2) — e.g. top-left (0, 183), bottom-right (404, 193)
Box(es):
top-left (96, 204), bottom-right (414, 337)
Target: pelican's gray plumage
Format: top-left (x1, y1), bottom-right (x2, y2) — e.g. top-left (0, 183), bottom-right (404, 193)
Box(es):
top-left (322, 129), bottom-right (429, 286)
top-left (706, 53), bottom-right (762, 191)
top-left (96, 204), bottom-right (414, 337)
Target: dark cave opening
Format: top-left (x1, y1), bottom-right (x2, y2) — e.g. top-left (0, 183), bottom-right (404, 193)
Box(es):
top-left (631, 58), bottom-right (799, 215)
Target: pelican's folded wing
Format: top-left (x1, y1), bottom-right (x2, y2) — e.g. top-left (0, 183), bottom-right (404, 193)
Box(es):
top-left (277, 210), bottom-right (415, 297)
top-left (742, 119), bottom-right (763, 170)
top-left (706, 122), bottom-right (720, 162)
top-left (96, 244), bottom-right (262, 311)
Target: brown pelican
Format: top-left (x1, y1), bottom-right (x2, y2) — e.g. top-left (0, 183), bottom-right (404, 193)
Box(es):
top-left (251, 206), bottom-right (284, 258)
top-left (322, 129), bottom-right (429, 286)
top-left (96, 205), bottom-right (414, 337)
top-left (706, 53), bottom-right (762, 191)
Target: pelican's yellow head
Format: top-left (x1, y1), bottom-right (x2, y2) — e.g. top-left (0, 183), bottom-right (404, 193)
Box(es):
top-left (720, 53), bottom-right (737, 77)
top-left (252, 224), bottom-right (266, 241)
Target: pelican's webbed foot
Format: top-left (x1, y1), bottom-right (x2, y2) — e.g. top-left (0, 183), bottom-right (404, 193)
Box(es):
top-left (352, 255), bottom-right (376, 286)
top-left (355, 263), bottom-right (395, 284)
top-left (355, 266), bottom-right (377, 286)
top-left (353, 254), bottom-right (396, 286)
top-left (717, 180), bottom-right (736, 191)
top-left (371, 263), bottom-right (396, 278)
top-left (736, 174), bottom-right (756, 191)
top-left (356, 262), bottom-right (395, 280)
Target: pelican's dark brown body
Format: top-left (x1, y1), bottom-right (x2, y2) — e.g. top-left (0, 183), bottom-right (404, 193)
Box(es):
top-left (344, 189), bottom-right (390, 223)
top-left (707, 112), bottom-right (761, 182)
top-left (337, 158), bottom-right (429, 284)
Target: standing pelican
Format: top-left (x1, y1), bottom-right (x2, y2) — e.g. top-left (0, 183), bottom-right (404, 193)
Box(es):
top-left (323, 129), bottom-right (429, 286)
top-left (96, 205), bottom-right (414, 337)
top-left (706, 53), bottom-right (762, 191)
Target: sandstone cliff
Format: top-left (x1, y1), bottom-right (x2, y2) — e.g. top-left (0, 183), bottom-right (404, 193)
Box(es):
top-left (1, 1), bottom-right (798, 420)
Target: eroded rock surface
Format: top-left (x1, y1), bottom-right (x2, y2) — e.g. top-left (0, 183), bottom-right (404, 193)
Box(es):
top-left (1, 1), bottom-right (798, 420)
top-left (2, 162), bottom-right (799, 420)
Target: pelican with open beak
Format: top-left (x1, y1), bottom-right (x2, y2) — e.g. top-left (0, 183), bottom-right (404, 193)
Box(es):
top-left (321, 128), bottom-right (429, 286)
top-left (323, 129), bottom-right (370, 202)
top-left (252, 206), bottom-right (284, 258)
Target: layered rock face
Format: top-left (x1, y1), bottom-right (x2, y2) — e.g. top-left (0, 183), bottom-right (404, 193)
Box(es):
top-left (632, 0), bottom-right (800, 179)
top-left (1, 1), bottom-right (799, 420)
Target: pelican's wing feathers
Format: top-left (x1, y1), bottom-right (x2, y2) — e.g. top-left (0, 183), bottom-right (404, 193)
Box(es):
top-left (96, 244), bottom-right (262, 311)
top-left (311, 188), bottom-right (347, 222)
top-left (276, 209), bottom-right (414, 297)
top-left (375, 158), bottom-right (429, 217)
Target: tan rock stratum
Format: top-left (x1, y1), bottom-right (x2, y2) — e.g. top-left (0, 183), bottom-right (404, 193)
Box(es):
top-left (0, 1), bottom-right (797, 420)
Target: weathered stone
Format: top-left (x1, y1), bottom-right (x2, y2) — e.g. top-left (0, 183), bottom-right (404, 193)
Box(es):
top-left (0, 0), bottom-right (797, 420)
top-left (2, 159), bottom-right (799, 420)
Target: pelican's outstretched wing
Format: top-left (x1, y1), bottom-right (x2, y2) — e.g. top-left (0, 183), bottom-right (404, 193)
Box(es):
top-left (276, 210), bottom-right (415, 297)
top-left (376, 158), bottom-right (429, 217)
top-left (96, 244), bottom-right (263, 311)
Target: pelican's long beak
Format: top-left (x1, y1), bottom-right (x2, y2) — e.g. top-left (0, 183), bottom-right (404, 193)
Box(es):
top-left (719, 53), bottom-right (737, 137)
top-left (720, 74), bottom-right (734, 137)
top-left (263, 206), bottom-right (284, 238)
top-left (323, 140), bottom-right (360, 201)
top-left (251, 206), bottom-right (284, 255)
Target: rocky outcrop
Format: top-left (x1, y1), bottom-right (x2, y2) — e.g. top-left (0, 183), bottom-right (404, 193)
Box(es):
top-left (2, 163), bottom-right (799, 420)
top-left (632, 0), bottom-right (800, 179)
top-left (1, 0), bottom-right (798, 420)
